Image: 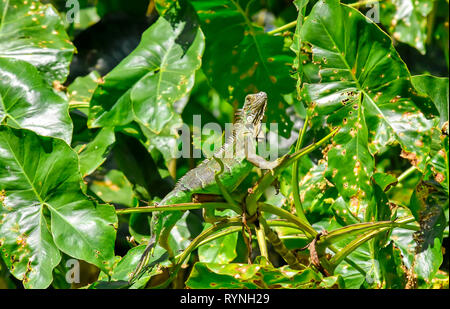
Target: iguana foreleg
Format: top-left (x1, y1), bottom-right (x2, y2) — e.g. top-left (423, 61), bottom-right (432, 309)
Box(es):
top-left (244, 136), bottom-right (284, 170)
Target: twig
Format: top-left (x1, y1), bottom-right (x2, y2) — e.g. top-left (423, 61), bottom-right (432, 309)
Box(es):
top-left (267, 21), bottom-right (297, 35)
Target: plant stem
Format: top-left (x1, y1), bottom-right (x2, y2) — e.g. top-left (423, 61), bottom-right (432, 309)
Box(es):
top-left (245, 127), bottom-right (339, 216)
top-left (115, 202), bottom-right (242, 216)
top-left (327, 216), bottom-right (418, 270)
top-left (267, 21), bottom-right (297, 35)
top-left (259, 202), bottom-right (317, 238)
top-left (69, 101), bottom-right (90, 109)
top-left (255, 223), bottom-right (269, 259)
top-left (291, 113), bottom-right (310, 224)
top-left (319, 216), bottom-right (417, 247)
top-left (397, 165), bottom-right (417, 183)
top-left (152, 218), bottom-right (243, 289)
top-left (197, 220), bottom-right (308, 247)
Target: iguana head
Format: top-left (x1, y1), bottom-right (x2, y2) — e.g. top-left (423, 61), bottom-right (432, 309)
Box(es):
top-left (241, 91), bottom-right (267, 126)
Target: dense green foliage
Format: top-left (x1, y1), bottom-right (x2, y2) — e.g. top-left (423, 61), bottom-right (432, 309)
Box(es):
top-left (0, 0), bottom-right (448, 289)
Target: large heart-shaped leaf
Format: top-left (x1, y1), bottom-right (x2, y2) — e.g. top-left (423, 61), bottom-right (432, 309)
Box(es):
top-left (0, 127), bottom-right (117, 288)
top-left (0, 0), bottom-right (75, 83)
top-left (0, 58), bottom-right (72, 144)
top-left (186, 262), bottom-right (330, 289)
top-left (380, 0), bottom-right (434, 54)
top-left (412, 74), bottom-right (449, 126)
top-left (189, 0), bottom-right (296, 137)
top-left (299, 0), bottom-right (438, 213)
top-left (408, 175), bottom-right (447, 286)
top-left (88, 13), bottom-right (204, 161)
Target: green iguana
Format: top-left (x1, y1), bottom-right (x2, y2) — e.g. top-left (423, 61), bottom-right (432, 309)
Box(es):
top-left (135, 91), bottom-right (283, 276)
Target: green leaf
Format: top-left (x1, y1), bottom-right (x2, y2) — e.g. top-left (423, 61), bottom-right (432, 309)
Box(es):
top-left (0, 0), bottom-right (75, 83)
top-left (167, 211), bottom-right (203, 254)
top-left (291, 0), bottom-right (310, 94)
top-left (377, 241), bottom-right (407, 289)
top-left (426, 129), bottom-right (449, 193)
top-left (409, 177), bottom-right (447, 285)
top-left (198, 229), bottom-right (238, 264)
top-left (380, 0), bottom-right (434, 54)
top-left (324, 94), bottom-right (374, 215)
top-left (77, 127), bottom-right (116, 177)
top-left (411, 74), bottom-right (449, 127)
top-left (90, 169), bottom-right (137, 207)
top-left (186, 262), bottom-right (323, 289)
top-left (88, 14), bottom-right (205, 161)
top-left (154, 0), bottom-right (177, 15)
top-left (112, 132), bottom-right (171, 200)
top-left (0, 127), bottom-right (117, 288)
top-left (96, 0), bottom-right (150, 18)
top-left (0, 58), bottom-right (73, 144)
top-left (372, 172), bottom-right (398, 192)
top-left (108, 244), bottom-right (169, 288)
top-left (190, 0), bottom-right (296, 137)
top-left (313, 218), bottom-right (380, 288)
top-left (68, 71), bottom-right (101, 115)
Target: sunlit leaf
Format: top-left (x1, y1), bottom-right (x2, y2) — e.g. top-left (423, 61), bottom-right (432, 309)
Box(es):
top-left (0, 127), bottom-right (117, 288)
top-left (88, 12), bottom-right (204, 161)
top-left (299, 0), bottom-right (438, 215)
top-left (186, 262), bottom-right (326, 289)
top-left (380, 0), bottom-right (434, 54)
top-left (0, 58), bottom-right (72, 144)
top-left (0, 0), bottom-right (75, 83)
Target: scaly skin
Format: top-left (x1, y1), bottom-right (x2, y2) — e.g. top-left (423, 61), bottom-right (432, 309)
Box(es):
top-left (136, 91), bottom-right (282, 275)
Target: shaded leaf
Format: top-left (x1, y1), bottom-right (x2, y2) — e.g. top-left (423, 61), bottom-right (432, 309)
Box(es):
top-left (88, 13), bottom-right (205, 161)
top-left (0, 58), bottom-right (72, 144)
top-left (77, 127), bottom-right (116, 177)
top-left (409, 177), bottom-right (447, 285)
top-left (380, 0), bottom-right (434, 54)
top-left (377, 241), bottom-right (407, 289)
top-left (67, 71), bottom-right (101, 115)
top-left (90, 169), bottom-right (137, 207)
top-left (190, 0), bottom-right (296, 137)
top-left (372, 172), bottom-right (398, 192)
top-left (198, 229), bottom-right (238, 264)
top-left (112, 132), bottom-right (172, 200)
top-left (0, 0), bottom-right (75, 83)
top-left (186, 262), bottom-right (324, 289)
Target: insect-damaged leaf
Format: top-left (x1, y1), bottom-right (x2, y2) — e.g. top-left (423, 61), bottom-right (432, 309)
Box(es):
top-left (0, 0), bottom-right (75, 84)
top-left (88, 11), bottom-right (204, 161)
top-left (299, 0), bottom-right (438, 214)
top-left (0, 127), bottom-right (117, 288)
top-left (408, 175), bottom-right (447, 286)
top-left (412, 74), bottom-right (449, 127)
top-left (185, 262), bottom-right (340, 289)
top-left (0, 58), bottom-right (73, 144)
top-left (190, 0), bottom-right (296, 137)
top-left (380, 0), bottom-right (434, 55)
